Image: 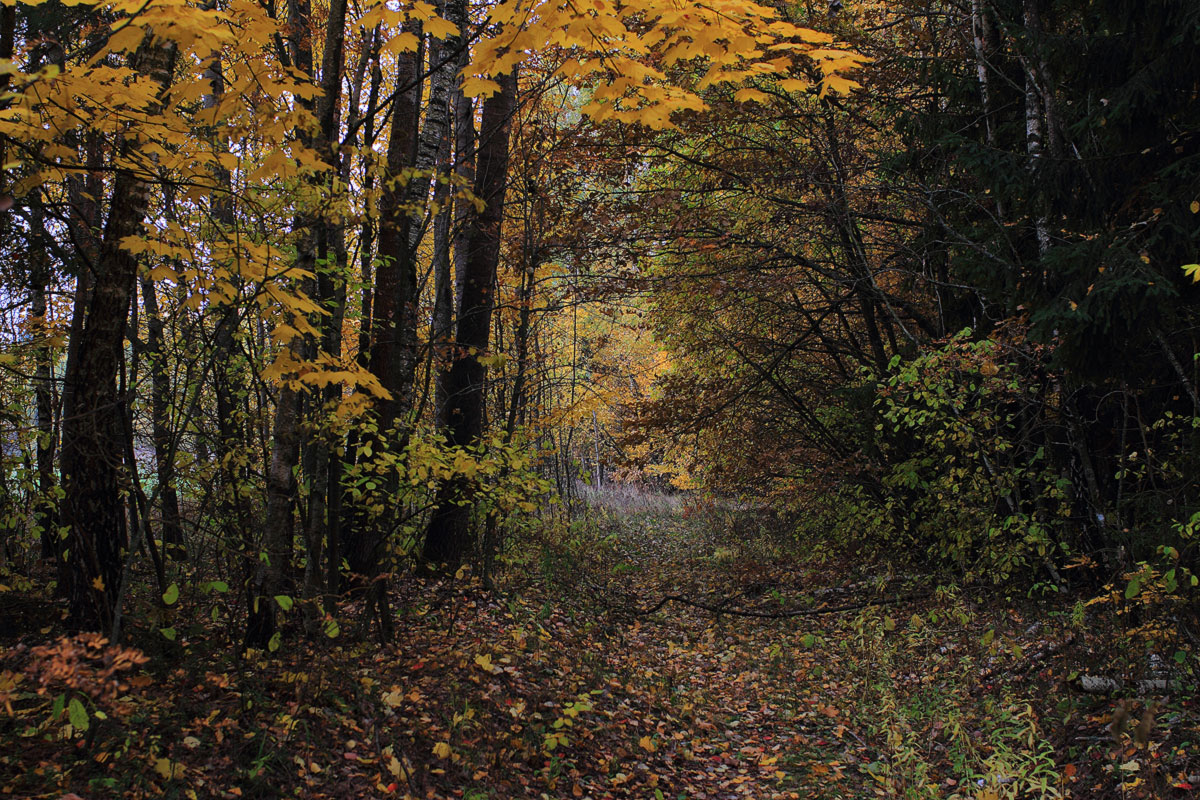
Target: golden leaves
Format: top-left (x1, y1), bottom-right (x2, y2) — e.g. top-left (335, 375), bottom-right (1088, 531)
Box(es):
top-left (733, 87), bottom-right (771, 104)
top-left (819, 75), bottom-right (863, 97)
top-left (451, 0), bottom-right (862, 130)
top-left (460, 76), bottom-right (503, 99)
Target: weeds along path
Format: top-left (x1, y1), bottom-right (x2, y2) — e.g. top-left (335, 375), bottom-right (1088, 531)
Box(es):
top-left (5, 501), bottom-right (1195, 799)
top-left (510, 501), bottom-right (1193, 800)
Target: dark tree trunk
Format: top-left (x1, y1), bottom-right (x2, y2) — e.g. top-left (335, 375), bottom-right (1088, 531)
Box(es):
top-left (368, 32), bottom-right (423, 433)
top-left (246, 354), bottom-right (301, 649)
top-left (341, 28), bottom-right (383, 581)
top-left (246, 0), bottom-right (317, 649)
top-left (58, 41), bottom-right (175, 632)
top-left (429, 0), bottom-right (468, 425)
top-left (201, 51), bottom-right (255, 573)
top-left (348, 28), bottom-right (423, 634)
top-left (300, 0), bottom-right (349, 617)
top-left (423, 69), bottom-right (518, 568)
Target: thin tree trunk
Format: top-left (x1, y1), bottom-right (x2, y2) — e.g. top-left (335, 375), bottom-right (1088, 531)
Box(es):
top-left (246, 0), bottom-right (316, 648)
top-left (505, 211), bottom-right (538, 439)
top-left (202, 50), bottom-right (256, 597)
top-left (451, 45), bottom-right (476, 313)
top-left (350, 27), bottom-right (423, 640)
top-left (246, 349), bottom-right (302, 649)
top-left (971, 0), bottom-right (996, 148)
top-left (342, 29), bottom-right (383, 583)
top-left (1022, 0), bottom-right (1050, 257)
top-left (29, 195), bottom-right (58, 560)
top-left (141, 277), bottom-right (184, 558)
top-left (0, 5), bottom-right (14, 246)
top-left (427, 0), bottom-right (467, 425)
top-left (301, 0), bottom-right (349, 617)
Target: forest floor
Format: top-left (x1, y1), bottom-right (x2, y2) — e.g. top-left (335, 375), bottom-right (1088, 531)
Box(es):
top-left (2, 498), bottom-right (1199, 799)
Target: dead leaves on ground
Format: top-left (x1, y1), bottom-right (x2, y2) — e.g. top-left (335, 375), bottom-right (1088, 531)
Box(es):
top-left (1, 512), bottom-right (1197, 799)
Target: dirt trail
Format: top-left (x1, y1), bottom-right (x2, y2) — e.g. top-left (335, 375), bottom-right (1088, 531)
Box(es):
top-left (5, 504), bottom-right (1192, 799)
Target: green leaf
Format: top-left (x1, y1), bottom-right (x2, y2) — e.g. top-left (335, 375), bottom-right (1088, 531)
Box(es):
top-left (800, 633), bottom-right (815, 648)
top-left (274, 594), bottom-right (293, 612)
top-left (162, 583), bottom-right (179, 606)
top-left (1125, 578), bottom-right (1140, 599)
top-left (268, 631), bottom-right (282, 653)
top-left (51, 692), bottom-right (65, 722)
top-left (68, 697), bottom-right (89, 732)
top-left (324, 618), bottom-right (340, 638)
top-left (981, 628), bottom-right (995, 646)
top-left (206, 580), bottom-right (229, 594)
top-left (160, 627), bottom-right (177, 641)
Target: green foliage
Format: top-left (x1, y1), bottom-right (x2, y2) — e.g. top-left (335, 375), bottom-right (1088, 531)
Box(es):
top-left (1122, 510), bottom-right (1200, 610)
top-left (865, 331), bottom-right (1072, 580)
top-left (340, 418), bottom-right (553, 562)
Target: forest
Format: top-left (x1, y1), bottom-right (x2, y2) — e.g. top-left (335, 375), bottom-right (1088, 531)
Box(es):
top-left (0, 0), bottom-right (1197, 797)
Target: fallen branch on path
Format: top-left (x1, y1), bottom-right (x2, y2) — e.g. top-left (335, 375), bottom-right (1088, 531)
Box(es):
top-left (629, 591), bottom-right (933, 619)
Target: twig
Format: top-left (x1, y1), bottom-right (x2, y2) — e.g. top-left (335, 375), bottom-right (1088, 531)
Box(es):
top-left (629, 591), bottom-right (933, 619)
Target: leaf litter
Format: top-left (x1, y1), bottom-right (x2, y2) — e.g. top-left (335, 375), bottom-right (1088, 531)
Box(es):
top-left (0, 505), bottom-right (1196, 799)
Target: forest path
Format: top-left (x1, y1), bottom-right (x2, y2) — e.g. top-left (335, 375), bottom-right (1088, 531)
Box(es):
top-left (541, 503), bottom-right (892, 800)
top-left (10, 503), bottom-right (1172, 800)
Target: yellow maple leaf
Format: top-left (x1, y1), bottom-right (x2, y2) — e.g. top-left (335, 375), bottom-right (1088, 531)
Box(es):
top-left (432, 741), bottom-right (452, 759)
top-left (639, 735), bottom-right (656, 752)
top-left (425, 16), bottom-right (458, 39)
top-left (734, 87), bottom-right (770, 103)
top-left (819, 75), bottom-right (861, 97)
top-left (461, 76), bottom-right (502, 98)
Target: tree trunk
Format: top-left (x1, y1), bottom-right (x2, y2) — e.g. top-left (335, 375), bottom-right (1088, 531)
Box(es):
top-left (300, 0), bottom-right (349, 617)
top-left (245, 0), bottom-right (317, 648)
top-left (29, 196), bottom-right (58, 560)
top-left (58, 40), bottom-right (177, 632)
top-left (423, 68), bottom-right (518, 568)
top-left (141, 277), bottom-right (184, 558)
top-left (1022, 0), bottom-right (1050, 257)
top-left (246, 352), bottom-right (301, 649)
top-left (368, 31), bottom-right (423, 433)
top-left (971, 0), bottom-right (997, 148)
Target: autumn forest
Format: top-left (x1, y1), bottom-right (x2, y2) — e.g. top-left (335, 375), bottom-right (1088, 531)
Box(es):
top-left (0, 0), bottom-right (1197, 797)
